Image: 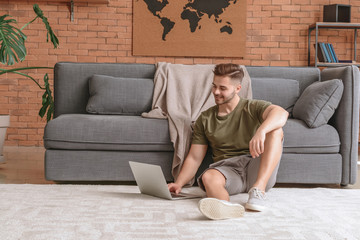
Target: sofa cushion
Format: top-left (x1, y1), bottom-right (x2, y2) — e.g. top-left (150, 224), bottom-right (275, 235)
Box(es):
top-left (293, 79), bottom-right (344, 128)
top-left (252, 78), bottom-right (299, 113)
top-left (86, 75), bottom-right (154, 115)
top-left (44, 115), bottom-right (339, 154)
top-left (44, 114), bottom-right (173, 151)
top-left (283, 119), bottom-right (340, 153)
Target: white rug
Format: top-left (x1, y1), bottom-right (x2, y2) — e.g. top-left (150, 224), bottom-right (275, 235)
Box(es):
top-left (0, 184), bottom-right (359, 240)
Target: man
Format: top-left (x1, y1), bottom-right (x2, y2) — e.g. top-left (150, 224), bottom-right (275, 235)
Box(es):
top-left (168, 63), bottom-right (289, 220)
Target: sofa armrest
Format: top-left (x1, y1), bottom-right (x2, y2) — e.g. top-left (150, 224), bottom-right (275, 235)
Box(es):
top-left (321, 66), bottom-right (359, 185)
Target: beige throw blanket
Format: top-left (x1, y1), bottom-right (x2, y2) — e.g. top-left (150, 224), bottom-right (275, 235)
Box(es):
top-left (142, 62), bottom-right (252, 185)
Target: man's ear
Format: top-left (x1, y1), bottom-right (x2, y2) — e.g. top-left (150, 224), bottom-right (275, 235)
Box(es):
top-left (236, 84), bottom-right (242, 93)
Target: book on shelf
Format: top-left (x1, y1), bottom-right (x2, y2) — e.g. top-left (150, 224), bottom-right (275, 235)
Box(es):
top-left (338, 60), bottom-right (354, 63)
top-left (325, 43), bottom-right (336, 63)
top-left (315, 43), bottom-right (326, 62)
top-left (328, 43), bottom-right (338, 63)
top-left (321, 42), bottom-right (332, 63)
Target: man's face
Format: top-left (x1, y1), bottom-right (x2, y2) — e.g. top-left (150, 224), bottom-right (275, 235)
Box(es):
top-left (212, 75), bottom-right (241, 105)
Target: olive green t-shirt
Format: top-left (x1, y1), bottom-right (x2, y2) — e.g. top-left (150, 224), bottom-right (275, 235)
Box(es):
top-left (192, 98), bottom-right (272, 162)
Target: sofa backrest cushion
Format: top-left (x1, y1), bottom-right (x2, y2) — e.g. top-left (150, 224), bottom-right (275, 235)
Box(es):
top-left (246, 66), bottom-right (320, 94)
top-left (252, 78), bottom-right (300, 113)
top-left (54, 62), bottom-right (156, 117)
top-left (86, 75), bottom-right (154, 115)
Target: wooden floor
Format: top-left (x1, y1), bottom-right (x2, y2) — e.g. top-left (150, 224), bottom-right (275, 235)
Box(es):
top-left (0, 147), bottom-right (53, 184)
top-left (0, 146), bottom-right (359, 189)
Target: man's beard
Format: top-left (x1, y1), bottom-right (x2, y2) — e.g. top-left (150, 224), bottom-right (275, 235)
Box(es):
top-left (215, 90), bottom-right (237, 105)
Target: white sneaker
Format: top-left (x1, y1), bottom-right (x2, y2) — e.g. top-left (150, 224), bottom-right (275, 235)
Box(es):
top-left (198, 198), bottom-right (245, 220)
top-left (245, 187), bottom-right (267, 212)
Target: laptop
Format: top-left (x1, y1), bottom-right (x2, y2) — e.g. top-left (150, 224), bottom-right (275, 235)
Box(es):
top-left (129, 161), bottom-right (200, 200)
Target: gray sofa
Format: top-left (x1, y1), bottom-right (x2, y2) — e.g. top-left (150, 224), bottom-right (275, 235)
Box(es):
top-left (44, 62), bottom-right (359, 186)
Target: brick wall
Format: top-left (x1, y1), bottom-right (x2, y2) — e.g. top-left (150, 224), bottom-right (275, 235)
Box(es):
top-left (0, 0), bottom-right (359, 146)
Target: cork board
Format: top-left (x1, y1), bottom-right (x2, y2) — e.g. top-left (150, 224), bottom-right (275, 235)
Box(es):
top-left (133, 0), bottom-right (247, 57)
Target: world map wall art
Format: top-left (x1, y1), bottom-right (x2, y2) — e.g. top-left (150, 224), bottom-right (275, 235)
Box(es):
top-left (133, 0), bottom-right (247, 57)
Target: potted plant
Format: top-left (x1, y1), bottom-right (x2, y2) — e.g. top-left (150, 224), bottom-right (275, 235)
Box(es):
top-left (0, 4), bottom-right (59, 159)
top-left (0, 114), bottom-right (10, 163)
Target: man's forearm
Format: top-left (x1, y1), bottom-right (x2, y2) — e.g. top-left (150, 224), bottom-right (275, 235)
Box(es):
top-left (174, 144), bottom-right (207, 187)
top-left (175, 156), bottom-right (203, 187)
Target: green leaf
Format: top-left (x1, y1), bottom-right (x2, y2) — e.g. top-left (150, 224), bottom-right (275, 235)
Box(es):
top-left (0, 15), bottom-right (27, 65)
top-left (46, 98), bottom-right (54, 122)
top-left (39, 103), bottom-right (47, 118)
top-left (33, 4), bottom-right (59, 49)
top-left (38, 73), bottom-right (54, 122)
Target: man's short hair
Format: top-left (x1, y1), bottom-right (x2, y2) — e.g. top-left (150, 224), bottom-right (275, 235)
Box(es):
top-left (213, 63), bottom-right (244, 84)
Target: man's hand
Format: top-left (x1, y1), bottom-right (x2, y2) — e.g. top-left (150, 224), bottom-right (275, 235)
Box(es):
top-left (168, 182), bottom-right (182, 195)
top-left (249, 130), bottom-right (266, 158)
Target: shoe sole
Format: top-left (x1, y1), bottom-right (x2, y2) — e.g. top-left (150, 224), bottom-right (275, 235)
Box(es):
top-left (245, 202), bottom-right (267, 212)
top-left (198, 198), bottom-right (245, 220)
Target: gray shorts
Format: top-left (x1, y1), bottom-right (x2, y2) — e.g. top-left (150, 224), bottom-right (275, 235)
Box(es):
top-left (197, 155), bottom-right (280, 195)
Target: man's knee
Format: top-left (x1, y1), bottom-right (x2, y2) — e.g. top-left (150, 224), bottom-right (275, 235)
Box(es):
top-left (201, 169), bottom-right (226, 188)
top-left (266, 128), bottom-right (283, 140)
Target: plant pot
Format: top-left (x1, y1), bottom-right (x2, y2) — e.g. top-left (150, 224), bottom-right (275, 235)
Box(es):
top-left (0, 115), bottom-right (10, 163)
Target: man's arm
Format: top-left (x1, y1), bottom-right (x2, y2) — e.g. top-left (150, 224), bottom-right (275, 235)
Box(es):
top-left (168, 144), bottom-right (208, 194)
top-left (249, 105), bottom-right (289, 158)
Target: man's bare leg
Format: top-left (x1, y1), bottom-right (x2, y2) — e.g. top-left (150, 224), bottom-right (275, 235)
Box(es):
top-left (201, 169), bottom-right (229, 201)
top-left (252, 128), bottom-right (283, 192)
top-left (199, 169), bottom-right (245, 220)
top-left (245, 128), bottom-right (283, 212)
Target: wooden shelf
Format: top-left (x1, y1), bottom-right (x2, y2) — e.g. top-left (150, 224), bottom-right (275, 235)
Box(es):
top-left (308, 22), bottom-right (360, 67)
top-left (0, 0), bottom-right (109, 2)
top-left (316, 62), bottom-right (360, 67)
top-left (309, 22), bottom-right (360, 29)
top-left (0, 0), bottom-right (109, 21)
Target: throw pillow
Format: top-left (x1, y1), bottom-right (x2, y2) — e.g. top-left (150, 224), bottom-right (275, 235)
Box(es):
top-left (293, 79), bottom-right (344, 128)
top-left (86, 75), bottom-right (154, 115)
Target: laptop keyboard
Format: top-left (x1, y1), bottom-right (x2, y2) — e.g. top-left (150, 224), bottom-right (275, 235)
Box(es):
top-left (171, 192), bottom-right (187, 198)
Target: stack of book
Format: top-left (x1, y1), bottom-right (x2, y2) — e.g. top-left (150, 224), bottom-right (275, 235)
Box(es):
top-left (315, 42), bottom-right (339, 63)
top-left (315, 43), bottom-right (355, 64)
